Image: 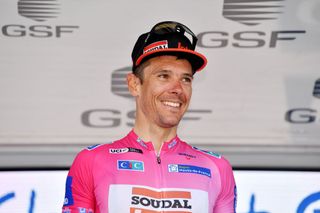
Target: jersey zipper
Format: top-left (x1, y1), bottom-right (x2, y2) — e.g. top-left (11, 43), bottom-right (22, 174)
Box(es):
top-left (157, 155), bottom-right (161, 164)
top-left (156, 143), bottom-right (164, 164)
top-left (155, 143), bottom-right (164, 197)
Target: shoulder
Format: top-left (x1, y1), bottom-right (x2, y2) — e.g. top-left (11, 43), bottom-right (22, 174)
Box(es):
top-left (73, 133), bottom-right (133, 164)
top-left (79, 142), bottom-right (111, 155)
top-left (188, 145), bottom-right (235, 187)
top-left (75, 137), bottom-right (131, 160)
top-left (69, 141), bottom-right (122, 175)
top-left (72, 141), bottom-right (117, 165)
top-left (191, 145), bottom-right (223, 159)
top-left (185, 143), bottom-right (233, 172)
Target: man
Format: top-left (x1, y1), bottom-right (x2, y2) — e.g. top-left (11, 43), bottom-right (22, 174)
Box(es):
top-left (62, 21), bottom-right (237, 213)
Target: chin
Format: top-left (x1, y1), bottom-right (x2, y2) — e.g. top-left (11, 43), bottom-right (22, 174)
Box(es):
top-left (158, 119), bottom-right (181, 128)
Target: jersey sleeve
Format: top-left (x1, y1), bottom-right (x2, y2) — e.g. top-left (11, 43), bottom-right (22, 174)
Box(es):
top-left (62, 149), bottom-right (96, 213)
top-left (213, 157), bottom-right (237, 213)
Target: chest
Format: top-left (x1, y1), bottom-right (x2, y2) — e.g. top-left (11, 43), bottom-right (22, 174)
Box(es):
top-left (92, 150), bottom-right (221, 212)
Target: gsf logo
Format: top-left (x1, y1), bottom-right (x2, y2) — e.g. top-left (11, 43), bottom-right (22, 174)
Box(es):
top-left (2, 25), bottom-right (79, 38)
top-left (81, 109), bottom-right (212, 128)
top-left (285, 108), bottom-right (319, 124)
top-left (198, 0), bottom-right (306, 48)
top-left (285, 79), bottom-right (320, 124)
top-left (197, 31), bottom-right (306, 48)
top-left (1, 0), bottom-right (79, 38)
top-left (82, 109), bottom-right (136, 128)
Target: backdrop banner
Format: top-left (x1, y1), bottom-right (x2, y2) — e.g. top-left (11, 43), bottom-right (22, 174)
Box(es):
top-left (0, 0), bottom-right (319, 168)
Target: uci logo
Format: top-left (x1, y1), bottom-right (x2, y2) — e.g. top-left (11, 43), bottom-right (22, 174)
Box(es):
top-left (109, 148), bottom-right (129, 154)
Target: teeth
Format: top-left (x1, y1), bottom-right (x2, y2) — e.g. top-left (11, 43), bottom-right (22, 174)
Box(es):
top-left (163, 101), bottom-right (180, 108)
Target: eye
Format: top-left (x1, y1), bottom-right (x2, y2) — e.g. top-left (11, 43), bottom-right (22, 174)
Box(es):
top-left (158, 73), bottom-right (169, 79)
top-left (182, 76), bottom-right (193, 83)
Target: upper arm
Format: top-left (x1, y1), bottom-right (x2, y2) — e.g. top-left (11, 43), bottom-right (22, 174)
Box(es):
top-left (213, 158), bottom-right (237, 213)
top-left (62, 149), bottom-right (96, 212)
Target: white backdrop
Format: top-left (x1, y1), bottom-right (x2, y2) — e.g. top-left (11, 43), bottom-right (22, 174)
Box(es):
top-left (0, 0), bottom-right (319, 168)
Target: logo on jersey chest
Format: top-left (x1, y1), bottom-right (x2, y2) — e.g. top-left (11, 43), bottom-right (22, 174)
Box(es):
top-left (110, 147), bottom-right (143, 154)
top-left (117, 160), bottom-right (144, 171)
top-left (168, 164), bottom-right (211, 178)
top-left (178, 152), bottom-right (196, 159)
top-left (108, 185), bottom-right (209, 212)
top-left (131, 187), bottom-right (192, 212)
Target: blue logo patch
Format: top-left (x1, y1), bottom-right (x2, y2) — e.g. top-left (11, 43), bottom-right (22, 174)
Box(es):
top-left (192, 146), bottom-right (221, 159)
top-left (117, 160), bottom-right (144, 171)
top-left (63, 176), bottom-right (74, 206)
top-left (62, 208), bottom-right (71, 213)
top-left (86, 144), bottom-right (101, 151)
top-left (78, 208), bottom-right (89, 213)
top-left (168, 164), bottom-right (211, 178)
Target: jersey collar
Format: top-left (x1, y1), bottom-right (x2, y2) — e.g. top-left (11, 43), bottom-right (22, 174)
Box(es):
top-left (127, 129), bottom-right (180, 151)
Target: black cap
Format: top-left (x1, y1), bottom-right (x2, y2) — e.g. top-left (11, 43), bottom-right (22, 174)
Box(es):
top-left (131, 21), bottom-right (207, 74)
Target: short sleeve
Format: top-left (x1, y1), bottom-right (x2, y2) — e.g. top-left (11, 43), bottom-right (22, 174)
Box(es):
top-left (213, 157), bottom-right (237, 213)
top-left (62, 149), bottom-right (96, 212)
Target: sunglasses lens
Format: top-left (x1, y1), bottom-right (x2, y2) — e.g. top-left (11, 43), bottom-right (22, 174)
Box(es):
top-left (153, 22), bottom-right (179, 33)
top-left (151, 22), bottom-right (197, 48)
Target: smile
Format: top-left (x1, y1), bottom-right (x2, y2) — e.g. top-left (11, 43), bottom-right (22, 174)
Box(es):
top-left (162, 101), bottom-right (181, 108)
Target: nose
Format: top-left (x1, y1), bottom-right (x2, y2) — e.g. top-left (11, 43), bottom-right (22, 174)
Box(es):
top-left (170, 79), bottom-right (183, 95)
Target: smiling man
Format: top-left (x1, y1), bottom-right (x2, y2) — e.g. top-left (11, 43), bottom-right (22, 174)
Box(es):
top-left (62, 21), bottom-right (237, 213)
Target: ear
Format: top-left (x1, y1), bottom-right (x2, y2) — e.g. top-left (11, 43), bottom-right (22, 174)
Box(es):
top-left (127, 73), bottom-right (141, 97)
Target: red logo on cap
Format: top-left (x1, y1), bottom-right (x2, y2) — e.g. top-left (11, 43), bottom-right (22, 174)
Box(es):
top-left (143, 40), bottom-right (168, 54)
top-left (178, 42), bottom-right (189, 50)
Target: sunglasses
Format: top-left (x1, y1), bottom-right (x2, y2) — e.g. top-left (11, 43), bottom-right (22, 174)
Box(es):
top-left (146, 21), bottom-right (198, 50)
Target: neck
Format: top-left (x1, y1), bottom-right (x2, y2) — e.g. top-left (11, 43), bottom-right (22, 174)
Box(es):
top-left (133, 123), bottom-right (177, 152)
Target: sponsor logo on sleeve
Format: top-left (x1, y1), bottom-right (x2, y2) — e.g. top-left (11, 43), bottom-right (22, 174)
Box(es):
top-left (63, 176), bottom-right (74, 206)
top-left (109, 147), bottom-right (143, 154)
top-left (78, 208), bottom-right (87, 213)
top-left (62, 208), bottom-right (71, 213)
top-left (86, 144), bottom-right (102, 151)
top-left (192, 146), bottom-right (221, 159)
top-left (168, 164), bottom-right (211, 178)
top-left (117, 160), bottom-right (144, 172)
top-left (76, 207), bottom-right (94, 213)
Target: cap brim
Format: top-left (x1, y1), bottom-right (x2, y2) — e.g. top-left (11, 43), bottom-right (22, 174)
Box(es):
top-left (135, 48), bottom-right (207, 73)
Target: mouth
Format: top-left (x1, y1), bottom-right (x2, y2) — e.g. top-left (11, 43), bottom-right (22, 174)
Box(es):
top-left (162, 101), bottom-right (182, 108)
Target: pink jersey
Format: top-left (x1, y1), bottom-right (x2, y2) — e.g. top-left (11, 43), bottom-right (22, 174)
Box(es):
top-left (62, 130), bottom-right (237, 213)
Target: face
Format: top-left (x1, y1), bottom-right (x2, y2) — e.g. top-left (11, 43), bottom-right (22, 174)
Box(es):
top-left (128, 55), bottom-right (194, 129)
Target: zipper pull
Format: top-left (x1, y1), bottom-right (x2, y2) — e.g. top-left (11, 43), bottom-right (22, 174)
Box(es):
top-left (157, 156), bottom-right (161, 164)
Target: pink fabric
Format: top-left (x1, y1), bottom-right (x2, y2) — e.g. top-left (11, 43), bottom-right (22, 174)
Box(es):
top-left (62, 130), bottom-right (236, 213)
